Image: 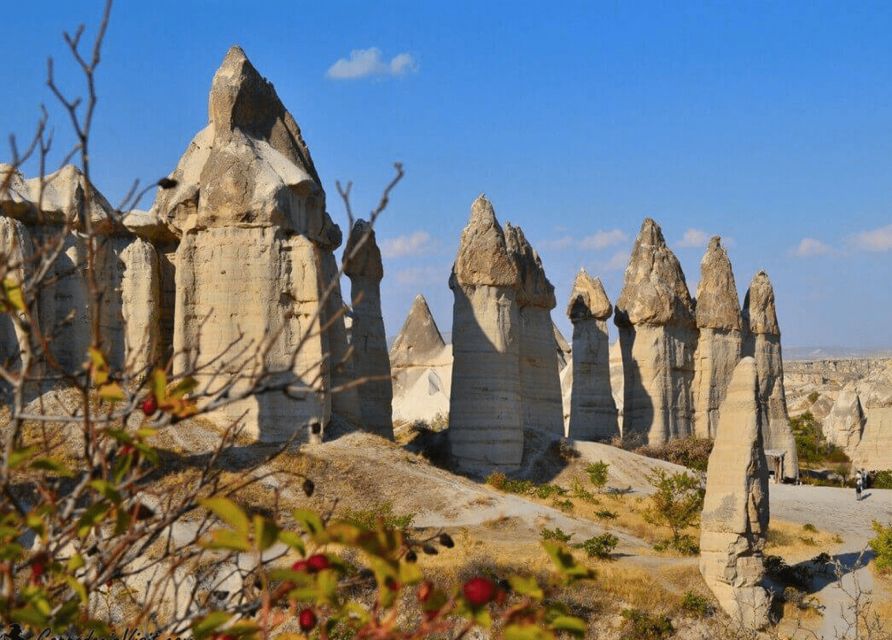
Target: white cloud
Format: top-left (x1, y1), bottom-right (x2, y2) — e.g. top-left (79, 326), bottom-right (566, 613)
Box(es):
top-left (541, 236), bottom-right (576, 251)
top-left (394, 266), bottom-right (443, 286)
top-left (380, 231), bottom-right (433, 258)
top-left (848, 224), bottom-right (892, 252)
top-left (579, 229), bottom-right (628, 250)
top-left (677, 228), bottom-right (711, 248)
top-left (602, 251), bottom-right (628, 272)
top-left (793, 237), bottom-right (833, 258)
top-left (326, 47), bottom-right (418, 80)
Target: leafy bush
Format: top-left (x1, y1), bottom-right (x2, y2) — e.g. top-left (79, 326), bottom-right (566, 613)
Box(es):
top-left (802, 523), bottom-right (818, 533)
top-left (570, 478), bottom-right (598, 503)
top-left (620, 608), bottom-right (674, 640)
top-left (872, 470), bottom-right (892, 489)
top-left (790, 411), bottom-right (850, 465)
top-left (808, 391), bottom-right (820, 404)
top-left (869, 520), bottom-right (892, 573)
top-left (585, 461), bottom-right (610, 491)
top-left (341, 501), bottom-right (415, 532)
top-left (577, 533), bottom-right (619, 558)
top-left (635, 438), bottom-right (713, 472)
top-left (594, 509), bottom-right (618, 521)
top-left (644, 470), bottom-right (704, 554)
top-left (486, 473), bottom-right (565, 500)
top-left (680, 591), bottom-right (713, 618)
top-left (541, 527), bottom-right (573, 543)
top-left (552, 497), bottom-right (575, 513)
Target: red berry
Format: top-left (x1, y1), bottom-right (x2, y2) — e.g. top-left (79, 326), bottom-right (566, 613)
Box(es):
top-left (30, 560), bottom-right (45, 583)
top-left (291, 559), bottom-right (309, 572)
top-left (462, 577), bottom-right (496, 608)
top-left (417, 581), bottom-right (433, 603)
top-left (141, 395), bottom-right (158, 416)
top-left (306, 554), bottom-right (330, 573)
top-left (120, 444), bottom-right (135, 457)
top-left (298, 608), bottom-right (317, 632)
top-left (211, 635), bottom-right (235, 640)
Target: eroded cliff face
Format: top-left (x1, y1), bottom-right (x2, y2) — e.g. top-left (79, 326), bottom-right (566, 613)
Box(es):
top-left (566, 269), bottom-right (618, 441)
top-left (448, 196), bottom-right (524, 471)
top-left (692, 237), bottom-right (742, 439)
top-left (700, 357), bottom-right (770, 629)
top-left (743, 271), bottom-right (799, 479)
top-left (615, 218), bottom-right (697, 446)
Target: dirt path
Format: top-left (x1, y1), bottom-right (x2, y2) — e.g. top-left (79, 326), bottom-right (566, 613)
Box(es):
top-left (770, 484), bottom-right (892, 639)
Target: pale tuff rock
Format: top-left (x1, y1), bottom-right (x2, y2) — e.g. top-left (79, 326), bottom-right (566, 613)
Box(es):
top-left (566, 269), bottom-right (618, 441)
top-left (1, 164), bottom-right (121, 235)
top-left (449, 196), bottom-right (524, 470)
top-left (389, 294), bottom-right (452, 424)
top-left (553, 322), bottom-right (571, 371)
top-left (505, 223), bottom-right (563, 436)
top-left (700, 357), bottom-right (771, 630)
top-left (852, 363), bottom-right (892, 470)
top-left (0, 217), bottom-right (37, 370)
top-left (344, 220), bottom-right (393, 438)
top-left (321, 253), bottom-right (361, 424)
top-left (615, 218), bottom-right (697, 446)
top-left (609, 340), bottom-right (624, 431)
top-left (824, 386), bottom-right (865, 454)
top-left (555, 323), bottom-right (573, 428)
top-left (166, 46), bottom-right (350, 440)
top-left (692, 237), bottom-right (742, 439)
top-left (743, 271), bottom-right (799, 480)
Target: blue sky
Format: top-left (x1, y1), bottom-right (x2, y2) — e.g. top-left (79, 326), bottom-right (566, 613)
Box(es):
top-left (3, 1), bottom-right (892, 349)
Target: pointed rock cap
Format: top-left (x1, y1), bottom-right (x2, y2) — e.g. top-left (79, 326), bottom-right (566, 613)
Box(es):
top-left (389, 294), bottom-right (448, 368)
top-left (566, 268), bottom-right (612, 321)
top-left (0, 164), bottom-right (121, 235)
top-left (451, 195), bottom-right (520, 288)
top-left (150, 46), bottom-right (339, 246)
top-left (344, 219), bottom-right (383, 281)
top-left (505, 222), bottom-right (556, 308)
top-left (695, 236), bottom-right (741, 330)
top-left (743, 270), bottom-right (780, 336)
top-left (614, 218), bottom-right (694, 327)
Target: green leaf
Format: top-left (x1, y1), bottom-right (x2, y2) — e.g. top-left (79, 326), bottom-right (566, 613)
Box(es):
top-left (202, 529), bottom-right (251, 552)
top-left (65, 576), bottom-right (88, 604)
top-left (542, 541), bottom-right (593, 582)
top-left (9, 446), bottom-right (36, 469)
top-left (508, 575), bottom-right (543, 600)
top-left (277, 530), bottom-right (306, 555)
top-left (293, 509), bottom-right (325, 538)
top-left (77, 503), bottom-right (110, 538)
top-left (90, 480), bottom-right (122, 504)
top-left (192, 611), bottom-right (232, 640)
top-left (504, 625), bottom-right (554, 640)
top-left (88, 347), bottom-right (110, 385)
top-left (31, 457), bottom-right (74, 477)
top-left (2, 277), bottom-right (26, 312)
top-left (398, 558), bottom-right (423, 585)
top-left (253, 515), bottom-right (279, 552)
top-left (549, 615), bottom-right (587, 637)
top-left (11, 605), bottom-right (48, 627)
top-left (67, 553), bottom-right (85, 572)
top-left (25, 512), bottom-right (45, 539)
top-left (169, 376), bottom-right (198, 398)
top-left (99, 382), bottom-right (125, 402)
top-left (316, 569), bottom-right (339, 606)
top-left (201, 497), bottom-right (249, 537)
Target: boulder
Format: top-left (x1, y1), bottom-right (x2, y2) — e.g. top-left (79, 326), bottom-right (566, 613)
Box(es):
top-left (700, 356), bottom-right (771, 630)
top-left (344, 219), bottom-right (393, 438)
top-left (692, 237), bottom-right (742, 439)
top-left (565, 269), bottom-right (618, 441)
top-left (448, 196), bottom-right (523, 471)
top-left (824, 386), bottom-right (865, 455)
top-left (742, 271), bottom-right (799, 480)
top-left (615, 218), bottom-right (697, 446)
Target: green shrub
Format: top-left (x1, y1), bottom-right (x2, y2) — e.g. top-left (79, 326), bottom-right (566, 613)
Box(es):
top-left (541, 526), bottom-right (573, 543)
top-left (802, 523), bottom-right (818, 533)
top-left (620, 609), bottom-right (674, 640)
top-left (594, 509), bottom-right (618, 520)
top-left (585, 461), bottom-right (610, 491)
top-left (635, 438), bottom-right (713, 472)
top-left (873, 470), bottom-right (892, 489)
top-left (486, 472), bottom-right (566, 500)
top-left (534, 483), bottom-right (566, 499)
top-left (341, 501), bottom-right (415, 531)
top-left (869, 520), bottom-right (892, 573)
top-left (680, 591), bottom-right (713, 618)
top-left (790, 411), bottom-right (850, 465)
top-left (570, 478), bottom-right (598, 503)
top-left (644, 469), bottom-right (704, 552)
top-left (577, 533), bottom-right (618, 558)
top-left (808, 391), bottom-right (820, 404)
top-left (552, 497), bottom-right (575, 513)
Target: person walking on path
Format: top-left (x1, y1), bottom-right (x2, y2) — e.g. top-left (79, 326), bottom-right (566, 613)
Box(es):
top-left (855, 470), bottom-right (863, 501)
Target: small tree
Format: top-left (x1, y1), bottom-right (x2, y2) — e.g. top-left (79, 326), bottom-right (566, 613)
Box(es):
top-left (869, 520), bottom-right (892, 573)
top-left (585, 461), bottom-right (609, 492)
top-left (644, 469), bottom-right (704, 554)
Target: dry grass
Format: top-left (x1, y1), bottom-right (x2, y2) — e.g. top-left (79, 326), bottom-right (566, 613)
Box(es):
top-left (766, 519), bottom-right (843, 563)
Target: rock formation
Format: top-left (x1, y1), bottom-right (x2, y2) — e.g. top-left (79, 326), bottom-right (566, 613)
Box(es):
top-left (565, 268), bottom-right (618, 441)
top-left (390, 294), bottom-right (452, 423)
top-left (1, 164), bottom-right (161, 375)
top-left (615, 218), bottom-right (697, 446)
top-left (692, 237), bottom-right (742, 439)
top-left (824, 386), bottom-right (865, 455)
top-left (448, 196), bottom-right (523, 471)
top-left (850, 362), bottom-right (892, 470)
top-left (742, 271), bottom-right (799, 480)
top-left (0, 217), bottom-right (36, 372)
top-left (152, 46), bottom-right (347, 441)
top-left (344, 219), bottom-right (393, 438)
top-left (700, 356), bottom-right (771, 630)
top-left (505, 223), bottom-right (564, 436)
